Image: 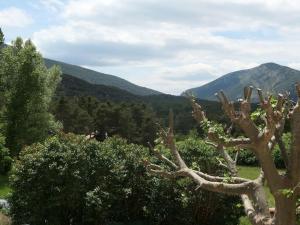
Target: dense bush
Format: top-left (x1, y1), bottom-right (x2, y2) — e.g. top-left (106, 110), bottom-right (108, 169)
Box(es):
top-left (10, 134), bottom-right (149, 225)
top-left (236, 149), bottom-right (259, 166)
top-left (169, 137), bottom-right (243, 225)
top-left (10, 133), bottom-right (242, 225)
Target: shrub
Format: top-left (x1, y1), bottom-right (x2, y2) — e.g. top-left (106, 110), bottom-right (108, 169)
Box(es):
top-left (10, 133), bottom-right (242, 225)
top-left (235, 149), bottom-right (259, 166)
top-left (147, 137), bottom-right (243, 225)
top-left (172, 137), bottom-right (243, 225)
top-left (10, 134), bottom-right (151, 225)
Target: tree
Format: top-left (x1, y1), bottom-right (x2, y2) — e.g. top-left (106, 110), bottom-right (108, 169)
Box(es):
top-left (3, 38), bottom-right (61, 155)
top-left (145, 86), bottom-right (300, 225)
top-left (0, 28), bottom-right (6, 132)
top-left (0, 134), bottom-right (12, 175)
top-left (0, 28), bottom-right (4, 45)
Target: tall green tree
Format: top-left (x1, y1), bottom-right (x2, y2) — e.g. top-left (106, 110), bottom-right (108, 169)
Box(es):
top-left (0, 28), bottom-right (4, 45)
top-left (3, 38), bottom-right (61, 155)
top-left (0, 28), bottom-right (5, 132)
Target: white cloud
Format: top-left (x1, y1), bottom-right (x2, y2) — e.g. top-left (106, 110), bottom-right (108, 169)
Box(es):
top-left (40, 0), bottom-right (65, 12)
top-left (0, 7), bottom-right (33, 28)
top-left (28, 0), bottom-right (300, 94)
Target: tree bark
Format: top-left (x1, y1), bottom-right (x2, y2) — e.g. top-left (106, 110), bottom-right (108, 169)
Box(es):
top-left (274, 196), bottom-right (297, 225)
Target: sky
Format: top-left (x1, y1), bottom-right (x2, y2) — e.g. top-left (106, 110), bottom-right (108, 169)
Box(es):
top-left (1, 0), bottom-right (300, 94)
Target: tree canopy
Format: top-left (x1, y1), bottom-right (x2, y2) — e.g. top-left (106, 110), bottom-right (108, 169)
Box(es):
top-left (0, 37), bottom-right (61, 155)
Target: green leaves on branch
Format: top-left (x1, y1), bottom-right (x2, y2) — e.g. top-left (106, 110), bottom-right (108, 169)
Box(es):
top-left (250, 96), bottom-right (279, 122)
top-left (201, 120), bottom-right (226, 136)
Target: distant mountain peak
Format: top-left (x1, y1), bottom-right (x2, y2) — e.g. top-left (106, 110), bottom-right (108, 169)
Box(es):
top-left (183, 63), bottom-right (300, 101)
top-left (257, 62), bottom-right (283, 70)
top-left (259, 62), bottom-right (280, 67)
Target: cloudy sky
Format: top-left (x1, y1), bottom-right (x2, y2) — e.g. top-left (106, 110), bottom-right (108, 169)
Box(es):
top-left (1, 0), bottom-right (300, 94)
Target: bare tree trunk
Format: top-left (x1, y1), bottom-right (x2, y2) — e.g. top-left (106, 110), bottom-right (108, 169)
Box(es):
top-left (274, 196), bottom-right (297, 225)
top-left (145, 86), bottom-right (300, 225)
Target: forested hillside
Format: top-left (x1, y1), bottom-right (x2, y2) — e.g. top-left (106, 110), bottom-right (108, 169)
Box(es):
top-left (54, 74), bottom-right (225, 139)
top-left (45, 58), bottom-right (161, 96)
top-left (57, 74), bottom-right (140, 101)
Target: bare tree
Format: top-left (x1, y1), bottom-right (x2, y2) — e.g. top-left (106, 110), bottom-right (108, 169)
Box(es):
top-left (144, 85), bottom-right (300, 225)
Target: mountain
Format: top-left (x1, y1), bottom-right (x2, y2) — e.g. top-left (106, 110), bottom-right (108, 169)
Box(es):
top-left (58, 74), bottom-right (222, 117)
top-left (57, 74), bottom-right (141, 102)
top-left (1, 44), bottom-right (159, 95)
top-left (183, 63), bottom-right (300, 101)
top-left (44, 58), bottom-right (161, 96)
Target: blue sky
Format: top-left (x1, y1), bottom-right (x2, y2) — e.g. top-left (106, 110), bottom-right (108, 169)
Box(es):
top-left (1, 0), bottom-right (300, 94)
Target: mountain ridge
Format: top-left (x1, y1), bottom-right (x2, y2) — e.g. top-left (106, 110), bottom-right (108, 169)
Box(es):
top-left (44, 58), bottom-right (162, 96)
top-left (183, 62), bottom-right (300, 101)
top-left (57, 74), bottom-right (141, 102)
top-left (2, 43), bottom-right (161, 96)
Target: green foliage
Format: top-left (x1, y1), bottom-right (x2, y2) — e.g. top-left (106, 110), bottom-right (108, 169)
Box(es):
top-left (142, 95), bottom-right (224, 135)
top-left (53, 96), bottom-right (158, 146)
top-left (57, 74), bottom-right (140, 102)
top-left (0, 28), bottom-right (4, 45)
top-left (201, 120), bottom-right (226, 135)
top-left (0, 135), bottom-right (12, 175)
top-left (9, 134), bottom-right (149, 225)
top-left (236, 149), bottom-right (259, 166)
top-left (250, 96), bottom-right (278, 125)
top-left (56, 78), bottom-right (225, 137)
top-left (0, 174), bottom-right (11, 199)
top-left (151, 137), bottom-right (243, 225)
top-left (10, 134), bottom-right (242, 225)
top-left (279, 188), bottom-right (294, 198)
top-left (0, 38), bottom-right (61, 155)
top-left (239, 216), bottom-right (252, 225)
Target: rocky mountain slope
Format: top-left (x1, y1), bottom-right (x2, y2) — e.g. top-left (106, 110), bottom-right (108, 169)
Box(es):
top-left (183, 63), bottom-right (300, 101)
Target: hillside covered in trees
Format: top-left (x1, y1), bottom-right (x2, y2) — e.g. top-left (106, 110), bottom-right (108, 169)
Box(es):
top-left (45, 58), bottom-right (161, 96)
top-left (54, 73), bottom-right (225, 139)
